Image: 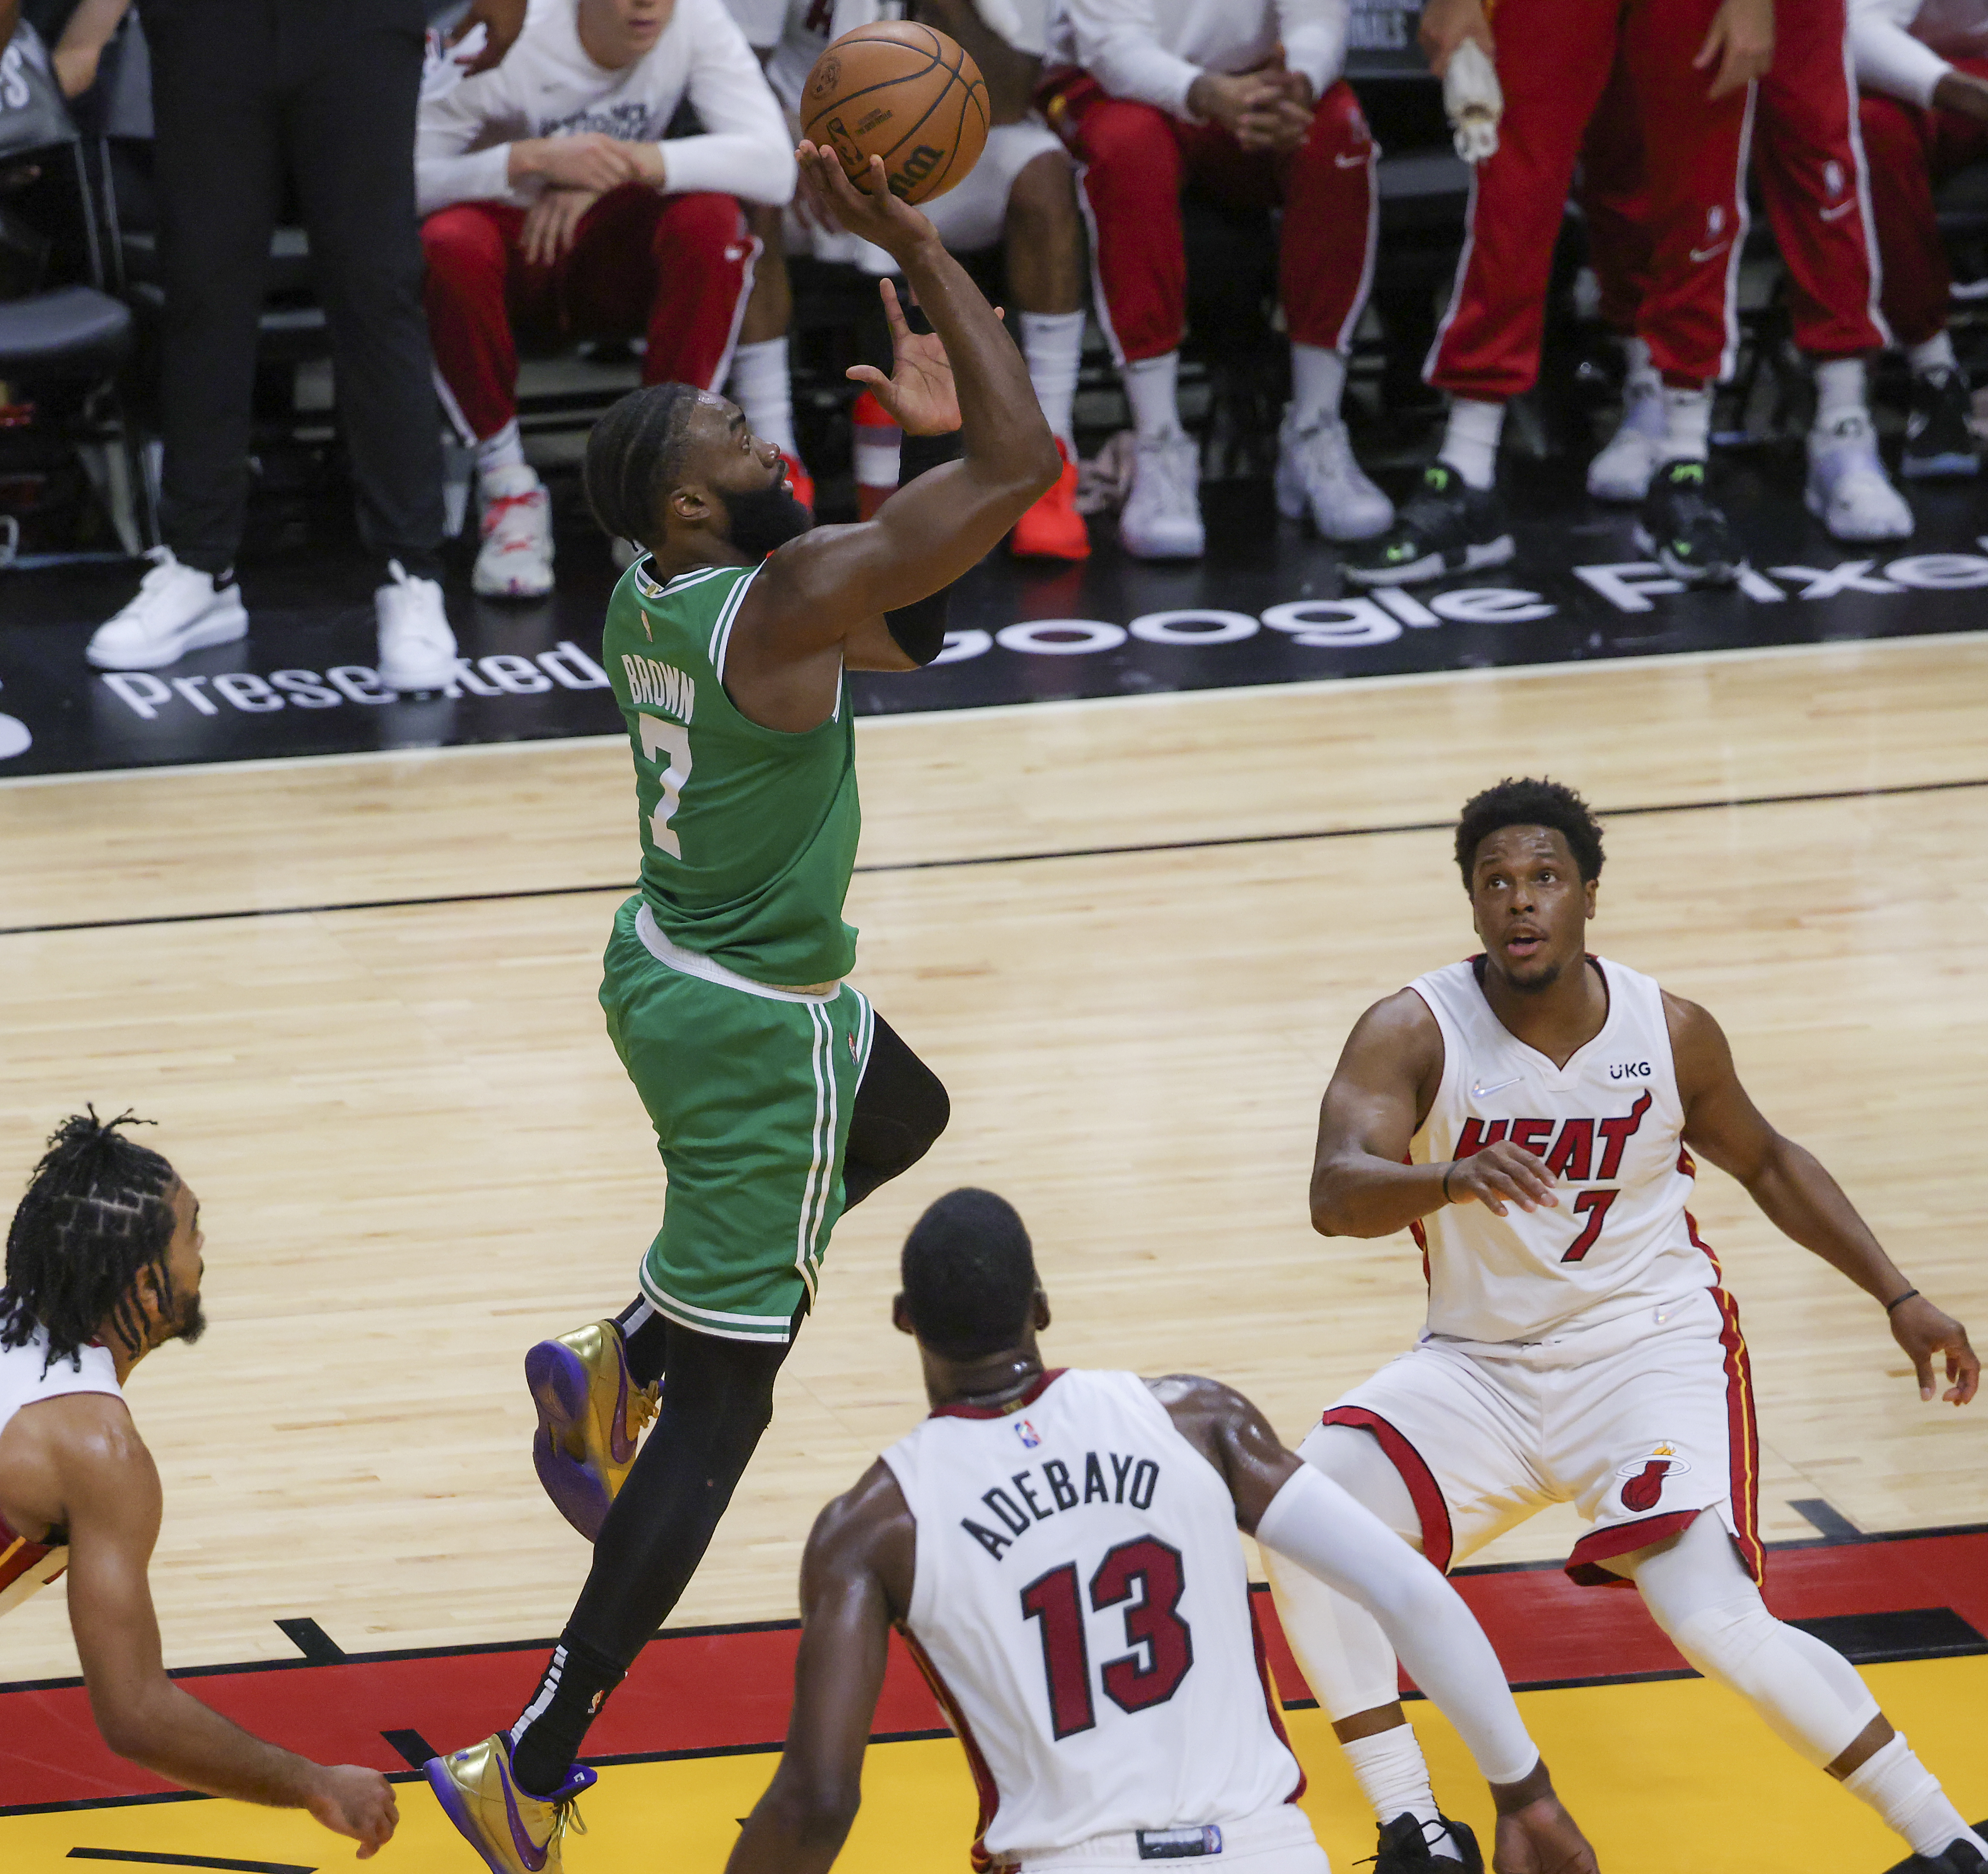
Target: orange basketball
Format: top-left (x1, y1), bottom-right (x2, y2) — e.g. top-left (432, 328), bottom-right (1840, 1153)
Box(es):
top-left (800, 22), bottom-right (990, 206)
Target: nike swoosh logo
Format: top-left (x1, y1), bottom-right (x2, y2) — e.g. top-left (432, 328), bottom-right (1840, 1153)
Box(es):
top-left (1689, 241), bottom-right (1732, 263)
top-left (1819, 200), bottom-right (1855, 221)
top-left (1469, 1074), bottom-right (1522, 1098)
top-left (1335, 151), bottom-right (1370, 168)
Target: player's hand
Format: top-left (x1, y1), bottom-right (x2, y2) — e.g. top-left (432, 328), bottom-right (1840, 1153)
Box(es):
top-left (1186, 70), bottom-right (1284, 139)
top-left (1235, 63), bottom-right (1316, 154)
top-left (518, 133), bottom-right (643, 194)
top-left (1889, 1294), bottom-right (1980, 1406)
top-left (521, 188), bottom-right (600, 267)
top-left (1933, 69), bottom-right (1988, 123)
top-left (450, 0), bottom-right (529, 74)
top-left (1419, 0), bottom-right (1496, 79)
top-left (52, 39), bottom-right (103, 99)
top-left (304, 1764), bottom-right (399, 1858)
top-left (797, 143), bottom-right (940, 263)
top-left (846, 278), bottom-right (977, 437)
top-left (1492, 1792), bottom-right (1601, 1874)
top-left (1444, 1142), bottom-right (1560, 1217)
top-left (1695, 0), bottom-right (1773, 99)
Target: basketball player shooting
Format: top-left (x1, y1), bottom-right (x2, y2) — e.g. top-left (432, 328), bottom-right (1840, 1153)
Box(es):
top-left (423, 139), bottom-right (1062, 1874)
top-left (728, 1189), bottom-right (1600, 1874)
top-left (0, 1113), bottom-right (398, 1857)
top-left (1266, 779), bottom-right (1982, 1874)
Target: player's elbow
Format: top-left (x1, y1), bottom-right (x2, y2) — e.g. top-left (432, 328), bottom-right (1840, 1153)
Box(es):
top-left (1309, 1172), bottom-right (1371, 1238)
top-left (764, 1770), bottom-right (861, 1850)
top-left (94, 1694), bottom-right (172, 1768)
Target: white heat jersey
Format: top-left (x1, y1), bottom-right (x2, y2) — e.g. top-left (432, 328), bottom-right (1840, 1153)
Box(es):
top-left (880, 1368), bottom-right (1303, 1864)
top-left (1408, 955), bottom-right (1715, 1345)
top-left (0, 1328), bottom-right (122, 1618)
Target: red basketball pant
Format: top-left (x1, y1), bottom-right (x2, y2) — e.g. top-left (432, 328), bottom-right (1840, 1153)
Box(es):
top-left (1859, 57), bottom-right (1988, 346)
top-left (422, 186), bottom-right (755, 443)
top-left (1581, 0), bottom-right (1886, 364)
top-left (1043, 73), bottom-right (1378, 362)
top-left (1428, 0), bottom-right (1750, 399)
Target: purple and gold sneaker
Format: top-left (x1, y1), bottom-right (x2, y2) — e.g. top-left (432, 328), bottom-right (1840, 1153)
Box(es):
top-left (425, 1735), bottom-right (593, 1874)
top-left (525, 1320), bottom-right (657, 1540)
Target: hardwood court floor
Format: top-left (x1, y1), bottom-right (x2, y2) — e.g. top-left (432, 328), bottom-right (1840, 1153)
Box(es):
top-left (1, 634), bottom-right (1985, 1698)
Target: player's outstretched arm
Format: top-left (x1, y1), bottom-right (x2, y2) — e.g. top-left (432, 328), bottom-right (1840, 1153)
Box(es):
top-left (1668, 993), bottom-right (1979, 1406)
top-left (1310, 991), bottom-right (1559, 1238)
top-left (1155, 1377), bottom-right (1599, 1874)
top-left (728, 1462), bottom-right (913, 1874)
top-left (55, 1398), bottom-right (398, 1857)
top-left (733, 147), bottom-right (1062, 660)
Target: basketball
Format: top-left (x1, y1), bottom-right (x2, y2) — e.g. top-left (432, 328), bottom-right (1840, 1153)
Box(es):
top-left (800, 22), bottom-right (990, 206)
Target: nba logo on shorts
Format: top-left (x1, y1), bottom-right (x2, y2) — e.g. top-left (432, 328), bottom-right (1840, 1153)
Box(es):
top-left (1015, 1419), bottom-right (1041, 1450)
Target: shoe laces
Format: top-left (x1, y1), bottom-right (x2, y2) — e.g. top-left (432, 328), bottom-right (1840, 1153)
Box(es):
top-left (124, 545), bottom-right (211, 616)
top-left (482, 488), bottom-right (546, 544)
top-left (1135, 434), bottom-right (1196, 506)
top-left (626, 1382), bottom-right (658, 1438)
top-left (1356, 1816), bottom-right (1453, 1868)
top-left (1291, 415), bottom-right (1356, 485)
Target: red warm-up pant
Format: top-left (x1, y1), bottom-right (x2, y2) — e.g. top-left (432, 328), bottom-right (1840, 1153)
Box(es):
top-left (422, 186), bottom-right (756, 443)
top-left (1043, 73), bottom-right (1378, 362)
top-left (1859, 57), bottom-right (1988, 347)
top-left (1428, 0), bottom-right (1750, 399)
top-left (1581, 0), bottom-right (1886, 364)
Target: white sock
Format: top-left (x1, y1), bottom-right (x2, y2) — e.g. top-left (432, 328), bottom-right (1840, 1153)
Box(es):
top-left (1289, 342), bottom-right (1348, 425)
top-left (1660, 385), bottom-right (1712, 464)
top-left (1813, 356), bottom-right (1869, 428)
top-left (474, 419), bottom-right (526, 477)
top-left (1438, 398), bottom-right (1504, 490)
top-left (1122, 350), bottom-right (1183, 441)
top-left (1842, 1735), bottom-right (1988, 1861)
top-left (1622, 334), bottom-right (1655, 384)
top-left (1341, 1729), bottom-right (1461, 1862)
top-left (1907, 331), bottom-right (1959, 378)
top-left (853, 398), bottom-right (902, 489)
top-left (727, 337), bottom-right (799, 461)
top-left (1020, 310), bottom-right (1085, 447)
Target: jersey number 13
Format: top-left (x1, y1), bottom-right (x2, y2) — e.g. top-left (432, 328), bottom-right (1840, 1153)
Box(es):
top-left (1020, 1537), bottom-right (1195, 1740)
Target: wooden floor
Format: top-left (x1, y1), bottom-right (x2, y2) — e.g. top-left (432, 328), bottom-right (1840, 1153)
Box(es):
top-left (3, 634), bottom-right (1987, 1685)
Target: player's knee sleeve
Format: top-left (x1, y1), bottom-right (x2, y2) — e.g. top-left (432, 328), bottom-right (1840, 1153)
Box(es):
top-left (842, 1013), bottom-right (949, 1210)
top-left (1295, 1423), bottom-right (1423, 1545)
top-left (1263, 1545), bottom-right (1403, 1722)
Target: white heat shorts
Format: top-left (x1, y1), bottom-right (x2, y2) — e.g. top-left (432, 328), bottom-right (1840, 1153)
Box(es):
top-left (789, 119), bottom-right (1066, 268)
top-left (1014, 1804), bottom-right (1328, 1874)
top-left (1313, 1282), bottom-right (1765, 1586)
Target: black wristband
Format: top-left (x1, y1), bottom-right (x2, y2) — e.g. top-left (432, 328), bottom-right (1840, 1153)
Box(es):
top-left (885, 586), bottom-right (950, 666)
top-left (1885, 1287), bottom-right (1920, 1314)
top-left (1441, 1163), bottom-right (1456, 1203)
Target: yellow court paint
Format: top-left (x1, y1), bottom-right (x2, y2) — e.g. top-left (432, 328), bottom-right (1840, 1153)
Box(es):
top-left (3, 1658), bottom-right (1981, 1874)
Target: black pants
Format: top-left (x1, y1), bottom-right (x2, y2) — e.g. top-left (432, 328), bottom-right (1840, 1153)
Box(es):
top-left (140, 0), bottom-right (443, 577)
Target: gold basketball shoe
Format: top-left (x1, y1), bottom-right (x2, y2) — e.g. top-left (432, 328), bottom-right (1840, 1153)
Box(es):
top-left (425, 1735), bottom-right (593, 1874)
top-left (524, 1319), bottom-right (658, 1540)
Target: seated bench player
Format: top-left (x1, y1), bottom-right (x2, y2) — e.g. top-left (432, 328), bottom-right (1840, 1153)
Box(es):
top-left (1041, 0), bottom-right (1393, 559)
top-left (0, 1113), bottom-right (397, 1854)
top-left (1852, 0), bottom-right (1988, 478)
top-left (418, 0), bottom-right (796, 598)
top-left (729, 0), bottom-right (1092, 558)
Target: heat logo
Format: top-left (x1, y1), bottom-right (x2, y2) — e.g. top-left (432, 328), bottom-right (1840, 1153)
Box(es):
top-left (1615, 1441), bottom-right (1691, 1511)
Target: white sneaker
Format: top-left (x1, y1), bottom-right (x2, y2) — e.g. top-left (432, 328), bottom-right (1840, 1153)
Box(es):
top-left (1275, 409), bottom-right (1393, 540)
top-left (375, 561), bottom-right (457, 694)
top-left (1805, 411), bottom-right (1912, 543)
top-left (1119, 431), bottom-right (1204, 559)
top-left (472, 464), bottom-right (555, 598)
top-left (85, 546), bottom-right (248, 671)
top-left (1587, 374), bottom-right (1665, 502)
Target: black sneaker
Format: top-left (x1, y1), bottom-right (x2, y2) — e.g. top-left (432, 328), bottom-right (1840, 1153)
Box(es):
top-left (1344, 463), bottom-right (1515, 587)
top-left (1902, 366), bottom-right (1980, 480)
top-left (1367, 1811), bottom-right (1485, 1873)
top-left (1633, 459), bottom-right (1744, 585)
top-left (1890, 1840), bottom-right (1988, 1874)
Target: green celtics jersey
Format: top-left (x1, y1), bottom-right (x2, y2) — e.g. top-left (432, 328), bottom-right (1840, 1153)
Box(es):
top-left (603, 558), bottom-right (860, 986)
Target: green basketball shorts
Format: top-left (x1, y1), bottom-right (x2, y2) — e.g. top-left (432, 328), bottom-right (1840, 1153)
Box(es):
top-left (600, 896), bottom-right (874, 1344)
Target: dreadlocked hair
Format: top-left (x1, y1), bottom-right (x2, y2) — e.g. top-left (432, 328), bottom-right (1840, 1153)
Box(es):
top-left (3, 1109), bottom-right (178, 1371)
top-left (1454, 776), bottom-right (1606, 887)
top-left (584, 382), bottom-right (703, 548)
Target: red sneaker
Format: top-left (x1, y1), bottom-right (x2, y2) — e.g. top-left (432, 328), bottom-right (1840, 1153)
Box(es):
top-left (1010, 438), bottom-right (1090, 561)
top-left (780, 451), bottom-right (815, 517)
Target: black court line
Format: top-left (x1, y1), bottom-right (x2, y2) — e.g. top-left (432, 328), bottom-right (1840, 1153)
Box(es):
top-left (67, 1851), bottom-right (314, 1872)
top-left (272, 1619), bottom-right (343, 1666)
top-left (5, 772), bottom-right (1988, 940)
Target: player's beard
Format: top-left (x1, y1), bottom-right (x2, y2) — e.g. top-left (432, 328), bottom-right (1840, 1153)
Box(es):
top-left (172, 1290), bottom-right (207, 1346)
top-left (725, 483), bottom-right (814, 560)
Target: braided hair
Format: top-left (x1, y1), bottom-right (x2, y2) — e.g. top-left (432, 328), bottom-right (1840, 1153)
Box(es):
top-left (2, 1110), bottom-right (179, 1370)
top-left (584, 383), bottom-right (703, 548)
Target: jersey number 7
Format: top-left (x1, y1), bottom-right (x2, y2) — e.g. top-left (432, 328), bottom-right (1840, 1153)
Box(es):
top-left (638, 714), bottom-right (692, 859)
top-left (1563, 1187), bottom-right (1618, 1262)
top-left (1020, 1537), bottom-right (1195, 1740)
